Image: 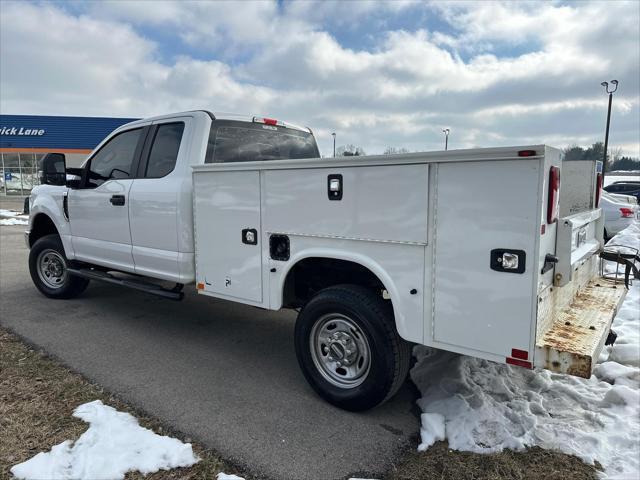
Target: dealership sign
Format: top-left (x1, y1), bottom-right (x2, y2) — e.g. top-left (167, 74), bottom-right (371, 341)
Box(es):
top-left (0, 126), bottom-right (45, 136)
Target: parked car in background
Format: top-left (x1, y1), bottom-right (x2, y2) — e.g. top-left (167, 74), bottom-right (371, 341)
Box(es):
top-left (601, 191), bottom-right (639, 240)
top-left (607, 192), bottom-right (639, 205)
top-left (603, 181), bottom-right (640, 203)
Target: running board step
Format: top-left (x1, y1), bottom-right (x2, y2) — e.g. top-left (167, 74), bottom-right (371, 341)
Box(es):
top-left (67, 268), bottom-right (184, 301)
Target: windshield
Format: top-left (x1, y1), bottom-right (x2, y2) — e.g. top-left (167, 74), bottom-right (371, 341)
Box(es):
top-left (205, 121), bottom-right (319, 163)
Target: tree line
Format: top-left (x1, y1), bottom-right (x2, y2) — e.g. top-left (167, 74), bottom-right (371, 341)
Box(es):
top-left (564, 142), bottom-right (640, 171)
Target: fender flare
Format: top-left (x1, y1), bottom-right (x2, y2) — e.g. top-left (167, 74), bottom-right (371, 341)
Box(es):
top-left (274, 247), bottom-right (411, 341)
top-left (29, 194), bottom-right (74, 258)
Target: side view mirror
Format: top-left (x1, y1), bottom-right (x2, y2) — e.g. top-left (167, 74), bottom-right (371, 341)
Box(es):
top-left (65, 168), bottom-right (84, 189)
top-left (39, 153), bottom-right (66, 186)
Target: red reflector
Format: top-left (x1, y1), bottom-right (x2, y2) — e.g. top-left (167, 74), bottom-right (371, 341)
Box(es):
top-left (197, 282), bottom-right (205, 290)
top-left (620, 207), bottom-right (635, 218)
top-left (518, 150), bottom-right (536, 157)
top-left (506, 357), bottom-right (532, 369)
top-left (547, 166), bottom-right (561, 224)
top-left (511, 348), bottom-right (529, 360)
top-left (263, 118), bottom-right (277, 125)
top-left (541, 224), bottom-right (546, 235)
top-left (595, 173), bottom-right (603, 208)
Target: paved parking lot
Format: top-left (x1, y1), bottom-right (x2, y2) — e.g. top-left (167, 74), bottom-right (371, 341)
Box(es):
top-left (0, 223), bottom-right (419, 480)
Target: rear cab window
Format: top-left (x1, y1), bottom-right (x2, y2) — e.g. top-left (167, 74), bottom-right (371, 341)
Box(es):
top-left (205, 120), bottom-right (319, 163)
top-left (144, 122), bottom-right (185, 178)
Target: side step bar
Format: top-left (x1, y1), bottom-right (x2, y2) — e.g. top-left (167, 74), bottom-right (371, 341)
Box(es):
top-left (68, 268), bottom-right (184, 301)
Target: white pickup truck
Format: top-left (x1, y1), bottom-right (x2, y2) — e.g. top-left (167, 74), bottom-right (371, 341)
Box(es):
top-left (27, 110), bottom-right (633, 411)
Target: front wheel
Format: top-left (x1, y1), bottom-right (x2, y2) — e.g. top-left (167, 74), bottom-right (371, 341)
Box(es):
top-left (29, 234), bottom-right (89, 299)
top-left (294, 285), bottom-right (412, 411)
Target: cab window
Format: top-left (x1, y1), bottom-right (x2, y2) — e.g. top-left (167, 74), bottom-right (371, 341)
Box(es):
top-left (87, 128), bottom-right (142, 187)
top-left (145, 123), bottom-right (184, 178)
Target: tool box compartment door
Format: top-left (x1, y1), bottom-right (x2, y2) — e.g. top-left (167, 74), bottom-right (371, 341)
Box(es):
top-left (194, 170), bottom-right (263, 304)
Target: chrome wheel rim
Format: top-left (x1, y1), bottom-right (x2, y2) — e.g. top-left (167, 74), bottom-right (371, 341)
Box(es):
top-left (310, 313), bottom-right (371, 388)
top-left (37, 249), bottom-right (67, 289)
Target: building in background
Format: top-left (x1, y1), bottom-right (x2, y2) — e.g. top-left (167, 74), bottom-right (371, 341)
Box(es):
top-left (0, 114), bottom-right (137, 195)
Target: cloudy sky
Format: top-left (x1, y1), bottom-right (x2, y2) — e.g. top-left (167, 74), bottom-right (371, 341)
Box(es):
top-left (1, 0), bottom-right (638, 157)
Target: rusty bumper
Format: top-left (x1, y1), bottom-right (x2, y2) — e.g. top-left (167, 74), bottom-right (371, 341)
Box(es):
top-left (535, 279), bottom-right (627, 378)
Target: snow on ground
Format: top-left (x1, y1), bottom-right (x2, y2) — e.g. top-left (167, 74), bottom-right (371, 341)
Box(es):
top-left (412, 221), bottom-right (640, 479)
top-left (0, 208), bottom-right (27, 218)
top-left (1, 217), bottom-right (28, 225)
top-left (217, 474), bottom-right (245, 480)
top-left (0, 208), bottom-right (28, 225)
top-left (11, 400), bottom-right (199, 480)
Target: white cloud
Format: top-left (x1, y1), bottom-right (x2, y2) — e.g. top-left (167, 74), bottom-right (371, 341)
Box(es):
top-left (0, 0), bottom-right (638, 157)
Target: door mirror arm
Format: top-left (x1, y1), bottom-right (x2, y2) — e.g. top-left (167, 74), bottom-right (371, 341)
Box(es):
top-left (65, 167), bottom-right (85, 189)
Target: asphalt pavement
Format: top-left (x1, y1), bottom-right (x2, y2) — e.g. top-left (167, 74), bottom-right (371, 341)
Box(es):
top-left (0, 223), bottom-right (419, 480)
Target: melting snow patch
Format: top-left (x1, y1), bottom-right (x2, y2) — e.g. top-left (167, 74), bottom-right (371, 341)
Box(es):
top-left (1, 217), bottom-right (28, 225)
top-left (11, 400), bottom-right (199, 480)
top-left (217, 474), bottom-right (245, 480)
top-left (412, 221), bottom-right (640, 479)
top-left (0, 208), bottom-right (28, 225)
top-left (418, 413), bottom-right (445, 451)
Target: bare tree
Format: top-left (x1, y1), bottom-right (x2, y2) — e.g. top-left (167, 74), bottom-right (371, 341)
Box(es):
top-left (336, 144), bottom-right (366, 156)
top-left (383, 147), bottom-right (410, 155)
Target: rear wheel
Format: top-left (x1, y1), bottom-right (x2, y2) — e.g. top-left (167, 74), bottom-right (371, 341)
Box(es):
top-left (294, 284), bottom-right (411, 411)
top-left (29, 234), bottom-right (89, 299)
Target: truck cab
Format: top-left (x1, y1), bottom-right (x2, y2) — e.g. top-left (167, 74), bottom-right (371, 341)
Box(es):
top-left (27, 111), bottom-right (319, 284)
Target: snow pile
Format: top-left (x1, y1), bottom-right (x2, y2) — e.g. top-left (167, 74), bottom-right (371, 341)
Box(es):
top-left (11, 400), bottom-right (199, 480)
top-left (217, 474), bottom-right (245, 480)
top-left (0, 208), bottom-right (28, 225)
top-left (1, 217), bottom-right (28, 225)
top-left (603, 220), bottom-right (640, 278)
top-left (417, 413), bottom-right (445, 451)
top-left (412, 221), bottom-right (640, 479)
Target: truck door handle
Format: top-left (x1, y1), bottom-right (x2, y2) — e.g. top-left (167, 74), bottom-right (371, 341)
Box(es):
top-left (110, 195), bottom-right (126, 206)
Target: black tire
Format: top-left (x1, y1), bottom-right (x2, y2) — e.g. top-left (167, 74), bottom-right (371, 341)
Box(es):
top-left (294, 284), bottom-right (412, 411)
top-left (29, 234), bottom-right (89, 299)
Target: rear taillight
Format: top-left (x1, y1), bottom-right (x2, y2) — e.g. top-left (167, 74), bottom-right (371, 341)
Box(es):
top-left (595, 173), bottom-right (603, 207)
top-left (620, 207), bottom-right (635, 218)
top-left (518, 150), bottom-right (537, 157)
top-left (547, 166), bottom-right (561, 224)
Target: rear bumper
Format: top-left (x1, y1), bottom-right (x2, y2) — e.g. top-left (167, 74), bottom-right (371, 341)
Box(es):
top-left (535, 278), bottom-right (626, 377)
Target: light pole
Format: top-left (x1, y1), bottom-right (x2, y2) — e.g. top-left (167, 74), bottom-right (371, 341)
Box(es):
top-left (442, 128), bottom-right (450, 151)
top-left (331, 132), bottom-right (336, 157)
top-left (600, 80), bottom-right (618, 179)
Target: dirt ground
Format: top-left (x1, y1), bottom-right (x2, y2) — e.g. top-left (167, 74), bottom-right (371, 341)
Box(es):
top-left (0, 328), bottom-right (240, 480)
top-left (0, 327), bottom-right (598, 480)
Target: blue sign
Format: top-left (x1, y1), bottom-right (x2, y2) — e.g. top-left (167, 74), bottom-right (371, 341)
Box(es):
top-left (0, 115), bottom-right (139, 150)
top-left (4, 172), bottom-right (12, 181)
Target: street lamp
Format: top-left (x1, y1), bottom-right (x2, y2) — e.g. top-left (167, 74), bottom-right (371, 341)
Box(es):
top-left (331, 132), bottom-right (336, 157)
top-left (442, 128), bottom-right (450, 151)
top-left (600, 80), bottom-right (618, 179)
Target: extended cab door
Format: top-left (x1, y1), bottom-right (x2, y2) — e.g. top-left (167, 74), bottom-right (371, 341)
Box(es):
top-left (68, 126), bottom-right (147, 272)
top-left (128, 116), bottom-right (192, 283)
